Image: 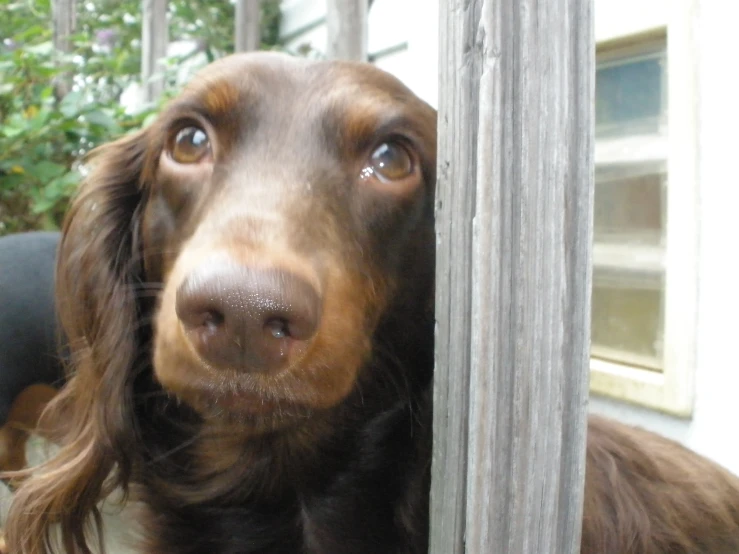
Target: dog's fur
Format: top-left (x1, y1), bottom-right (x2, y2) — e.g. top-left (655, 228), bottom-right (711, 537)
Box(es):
top-left (4, 53), bottom-right (739, 554)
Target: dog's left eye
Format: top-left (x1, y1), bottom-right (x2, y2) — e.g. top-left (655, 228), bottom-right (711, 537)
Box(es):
top-left (367, 142), bottom-right (414, 183)
top-left (170, 126), bottom-right (211, 164)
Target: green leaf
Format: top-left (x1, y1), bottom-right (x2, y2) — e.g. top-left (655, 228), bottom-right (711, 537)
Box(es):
top-left (1, 126), bottom-right (25, 138)
top-left (30, 196), bottom-right (56, 214)
top-left (0, 173), bottom-right (27, 191)
top-left (59, 90), bottom-right (86, 118)
top-left (25, 160), bottom-right (67, 183)
top-left (45, 170), bottom-right (80, 196)
top-left (82, 109), bottom-right (119, 131)
top-left (28, 107), bottom-right (52, 131)
top-left (31, 170), bottom-right (80, 213)
top-left (24, 41), bottom-right (54, 56)
top-left (39, 86), bottom-right (55, 101)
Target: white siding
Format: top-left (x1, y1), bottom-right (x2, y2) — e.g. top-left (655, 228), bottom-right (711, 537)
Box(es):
top-left (280, 0), bottom-right (438, 107)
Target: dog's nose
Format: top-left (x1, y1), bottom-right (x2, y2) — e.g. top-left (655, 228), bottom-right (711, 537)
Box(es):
top-left (175, 261), bottom-right (321, 373)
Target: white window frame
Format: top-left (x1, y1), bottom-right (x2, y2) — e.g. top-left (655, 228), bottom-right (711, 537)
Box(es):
top-left (589, 0), bottom-right (699, 417)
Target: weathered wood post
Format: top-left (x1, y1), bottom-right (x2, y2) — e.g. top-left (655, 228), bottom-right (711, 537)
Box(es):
top-left (235, 0), bottom-right (261, 52)
top-left (326, 0), bottom-right (368, 61)
top-left (141, 0), bottom-right (169, 103)
top-left (431, 0), bottom-right (594, 552)
top-left (51, 0), bottom-right (76, 98)
top-left (51, 0), bottom-right (75, 55)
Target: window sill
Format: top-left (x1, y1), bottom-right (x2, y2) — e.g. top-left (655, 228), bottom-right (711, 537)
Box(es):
top-left (590, 357), bottom-right (693, 417)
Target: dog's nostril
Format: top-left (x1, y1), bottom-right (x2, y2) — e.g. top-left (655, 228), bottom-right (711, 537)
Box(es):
top-left (265, 318), bottom-right (290, 339)
top-left (206, 310), bottom-right (224, 326)
top-left (175, 261), bottom-right (321, 373)
top-left (176, 302), bottom-right (224, 331)
top-left (203, 310), bottom-right (225, 331)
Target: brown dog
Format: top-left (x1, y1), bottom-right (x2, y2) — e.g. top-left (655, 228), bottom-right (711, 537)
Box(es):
top-left (4, 52), bottom-right (739, 554)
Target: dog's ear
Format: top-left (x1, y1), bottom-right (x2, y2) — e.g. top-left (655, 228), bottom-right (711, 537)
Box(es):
top-left (4, 128), bottom-right (158, 554)
top-left (58, 127), bottom-right (155, 352)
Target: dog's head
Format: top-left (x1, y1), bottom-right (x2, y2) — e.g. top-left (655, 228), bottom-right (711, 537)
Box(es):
top-left (63, 52), bottom-right (436, 425)
top-left (142, 53), bottom-right (438, 423)
top-left (5, 52), bottom-right (437, 553)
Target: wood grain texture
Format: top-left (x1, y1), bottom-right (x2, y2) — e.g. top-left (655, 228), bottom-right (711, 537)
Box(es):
top-left (326, 0), bottom-right (368, 62)
top-left (429, 2), bottom-right (482, 553)
top-left (235, 0), bottom-right (261, 53)
top-left (51, 0), bottom-right (75, 54)
top-left (431, 0), bottom-right (594, 552)
top-left (51, 0), bottom-right (76, 98)
top-left (141, 0), bottom-right (168, 103)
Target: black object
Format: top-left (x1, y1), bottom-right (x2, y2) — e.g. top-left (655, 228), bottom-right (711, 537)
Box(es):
top-left (0, 231), bottom-right (64, 425)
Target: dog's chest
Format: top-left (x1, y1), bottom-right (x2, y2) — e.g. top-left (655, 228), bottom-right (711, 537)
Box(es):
top-left (299, 498), bottom-right (415, 554)
top-left (141, 485), bottom-right (417, 554)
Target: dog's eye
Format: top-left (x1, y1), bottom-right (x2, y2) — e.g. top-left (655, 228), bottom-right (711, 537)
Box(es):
top-left (171, 126), bottom-right (211, 164)
top-left (367, 142), bottom-right (414, 182)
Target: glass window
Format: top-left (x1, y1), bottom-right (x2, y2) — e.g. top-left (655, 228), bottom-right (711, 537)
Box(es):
top-left (596, 50), bottom-right (666, 137)
top-left (591, 42), bottom-right (667, 371)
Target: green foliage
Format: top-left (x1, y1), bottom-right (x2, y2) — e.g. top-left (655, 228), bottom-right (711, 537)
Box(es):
top-left (0, 39), bottom-right (155, 232)
top-left (0, 0), bottom-right (282, 234)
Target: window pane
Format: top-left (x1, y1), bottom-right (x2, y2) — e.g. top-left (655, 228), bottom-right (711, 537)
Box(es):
top-left (596, 50), bottom-right (666, 137)
top-left (591, 269), bottom-right (664, 370)
top-left (594, 164), bottom-right (665, 246)
top-left (592, 42), bottom-right (667, 371)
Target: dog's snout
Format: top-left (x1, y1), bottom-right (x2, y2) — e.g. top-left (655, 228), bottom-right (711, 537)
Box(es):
top-left (175, 261), bottom-right (321, 373)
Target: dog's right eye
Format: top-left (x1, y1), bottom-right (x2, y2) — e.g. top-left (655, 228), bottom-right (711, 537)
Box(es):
top-left (368, 142), bottom-right (415, 183)
top-left (170, 126), bottom-right (211, 164)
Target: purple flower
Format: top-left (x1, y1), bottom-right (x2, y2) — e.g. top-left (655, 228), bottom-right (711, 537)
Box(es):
top-left (95, 29), bottom-right (118, 47)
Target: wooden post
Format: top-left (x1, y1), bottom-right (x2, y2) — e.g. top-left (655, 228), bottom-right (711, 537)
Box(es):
top-left (326, 0), bottom-right (368, 61)
top-left (141, 0), bottom-right (169, 103)
top-left (51, 0), bottom-right (75, 54)
top-left (431, 0), bottom-right (594, 552)
top-left (235, 0), bottom-right (261, 52)
top-left (51, 0), bottom-right (76, 98)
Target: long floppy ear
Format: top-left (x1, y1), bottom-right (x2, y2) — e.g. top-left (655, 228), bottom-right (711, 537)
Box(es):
top-left (4, 128), bottom-right (157, 554)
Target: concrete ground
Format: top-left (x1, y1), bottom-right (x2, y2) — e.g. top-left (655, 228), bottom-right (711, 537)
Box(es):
top-left (1, 436), bottom-right (138, 553)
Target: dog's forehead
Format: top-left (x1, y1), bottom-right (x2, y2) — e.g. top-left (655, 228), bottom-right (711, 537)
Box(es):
top-left (178, 52), bottom-right (428, 118)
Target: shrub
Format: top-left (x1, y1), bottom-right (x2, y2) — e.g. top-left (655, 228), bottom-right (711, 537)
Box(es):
top-left (0, 0), bottom-right (281, 234)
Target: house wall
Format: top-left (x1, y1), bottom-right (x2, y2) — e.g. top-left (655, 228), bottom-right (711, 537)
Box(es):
top-left (281, 0), bottom-right (739, 475)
